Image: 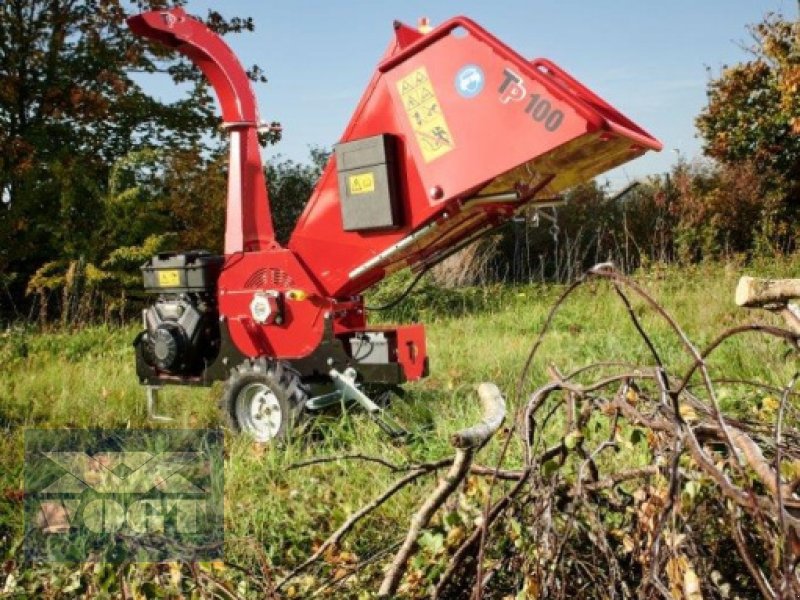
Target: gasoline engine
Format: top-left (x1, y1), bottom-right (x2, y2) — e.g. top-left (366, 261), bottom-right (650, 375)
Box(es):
top-left (138, 252), bottom-right (223, 377)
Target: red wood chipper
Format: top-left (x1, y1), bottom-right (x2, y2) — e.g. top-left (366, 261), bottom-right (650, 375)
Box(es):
top-left (128, 8), bottom-right (662, 442)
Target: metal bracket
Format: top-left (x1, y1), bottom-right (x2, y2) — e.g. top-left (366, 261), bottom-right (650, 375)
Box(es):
top-left (328, 368), bottom-right (408, 438)
top-left (533, 207), bottom-right (558, 225)
top-left (305, 390), bottom-right (347, 411)
top-left (146, 386), bottom-right (174, 422)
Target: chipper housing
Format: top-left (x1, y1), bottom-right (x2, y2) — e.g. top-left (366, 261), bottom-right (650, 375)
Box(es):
top-left (128, 8), bottom-right (661, 441)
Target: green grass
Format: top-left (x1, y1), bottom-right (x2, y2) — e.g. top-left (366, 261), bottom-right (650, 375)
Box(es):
top-left (1, 258), bottom-right (798, 597)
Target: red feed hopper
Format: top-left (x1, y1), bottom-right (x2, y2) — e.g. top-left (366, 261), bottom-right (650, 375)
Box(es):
top-left (289, 17), bottom-right (662, 297)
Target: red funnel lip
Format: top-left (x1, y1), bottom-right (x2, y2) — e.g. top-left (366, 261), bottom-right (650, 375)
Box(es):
top-left (127, 8), bottom-right (188, 49)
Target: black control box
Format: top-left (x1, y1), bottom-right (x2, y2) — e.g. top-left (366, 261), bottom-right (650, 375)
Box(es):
top-left (335, 134), bottom-right (402, 231)
top-left (141, 251), bottom-right (224, 293)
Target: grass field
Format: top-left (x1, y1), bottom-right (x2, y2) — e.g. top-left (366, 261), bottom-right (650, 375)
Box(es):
top-left (1, 258), bottom-right (798, 598)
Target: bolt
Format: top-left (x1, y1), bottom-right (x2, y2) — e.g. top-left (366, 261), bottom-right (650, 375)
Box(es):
top-left (429, 185), bottom-right (444, 200)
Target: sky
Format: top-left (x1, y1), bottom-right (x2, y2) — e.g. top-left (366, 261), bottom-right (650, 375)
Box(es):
top-left (137, 0), bottom-right (797, 191)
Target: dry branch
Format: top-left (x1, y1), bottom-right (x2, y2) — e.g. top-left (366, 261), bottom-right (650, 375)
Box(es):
top-left (276, 467), bottom-right (433, 590)
top-left (377, 383), bottom-right (506, 597)
top-left (283, 263), bottom-right (800, 598)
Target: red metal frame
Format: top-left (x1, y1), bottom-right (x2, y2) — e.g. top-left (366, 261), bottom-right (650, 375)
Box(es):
top-left (128, 9), bottom-right (662, 382)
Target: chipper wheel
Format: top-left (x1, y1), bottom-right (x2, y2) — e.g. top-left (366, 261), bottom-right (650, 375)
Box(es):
top-left (219, 358), bottom-right (308, 443)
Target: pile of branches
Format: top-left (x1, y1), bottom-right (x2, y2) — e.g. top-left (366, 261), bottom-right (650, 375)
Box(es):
top-left (281, 264), bottom-right (800, 599)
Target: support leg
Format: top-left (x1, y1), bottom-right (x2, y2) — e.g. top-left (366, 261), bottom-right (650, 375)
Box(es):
top-left (329, 368), bottom-right (408, 438)
top-left (146, 386), bottom-right (174, 422)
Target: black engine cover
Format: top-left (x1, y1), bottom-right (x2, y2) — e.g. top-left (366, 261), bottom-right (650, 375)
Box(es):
top-left (135, 251), bottom-right (223, 381)
top-left (150, 323), bottom-right (185, 371)
top-left (138, 294), bottom-right (219, 376)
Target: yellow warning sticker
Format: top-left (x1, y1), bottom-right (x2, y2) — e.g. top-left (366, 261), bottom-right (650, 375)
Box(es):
top-left (396, 66), bottom-right (454, 163)
top-left (157, 270), bottom-right (180, 287)
top-left (348, 172), bottom-right (375, 195)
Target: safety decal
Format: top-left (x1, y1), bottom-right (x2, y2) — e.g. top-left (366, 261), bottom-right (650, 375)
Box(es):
top-left (397, 66), bottom-right (454, 163)
top-left (157, 270), bottom-right (180, 287)
top-left (455, 64), bottom-right (484, 98)
top-left (348, 172), bottom-right (375, 195)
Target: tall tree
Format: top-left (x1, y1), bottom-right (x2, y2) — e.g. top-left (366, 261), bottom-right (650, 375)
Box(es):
top-left (267, 147), bottom-right (329, 245)
top-left (0, 0), bottom-right (270, 306)
top-left (696, 12), bottom-right (799, 185)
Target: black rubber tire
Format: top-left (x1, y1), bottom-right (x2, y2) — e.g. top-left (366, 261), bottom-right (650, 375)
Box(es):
top-left (219, 358), bottom-right (307, 443)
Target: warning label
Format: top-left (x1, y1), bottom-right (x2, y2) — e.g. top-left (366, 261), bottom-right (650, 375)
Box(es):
top-left (348, 172), bottom-right (375, 195)
top-left (396, 66), bottom-right (454, 163)
top-left (157, 270), bottom-right (180, 287)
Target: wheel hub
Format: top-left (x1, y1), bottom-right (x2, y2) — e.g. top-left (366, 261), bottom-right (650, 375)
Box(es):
top-left (236, 382), bottom-right (283, 442)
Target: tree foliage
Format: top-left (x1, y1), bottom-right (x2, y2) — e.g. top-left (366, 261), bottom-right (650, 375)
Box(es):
top-left (0, 0), bottom-right (271, 317)
top-left (2, 6), bottom-right (799, 322)
top-left (267, 147), bottom-right (329, 245)
top-left (696, 13), bottom-right (799, 184)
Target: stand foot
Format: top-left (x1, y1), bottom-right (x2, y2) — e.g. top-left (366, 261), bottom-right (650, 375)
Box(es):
top-left (146, 386), bottom-right (174, 422)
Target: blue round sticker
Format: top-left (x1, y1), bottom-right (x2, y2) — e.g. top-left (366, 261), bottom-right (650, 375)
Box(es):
top-left (455, 65), bottom-right (484, 98)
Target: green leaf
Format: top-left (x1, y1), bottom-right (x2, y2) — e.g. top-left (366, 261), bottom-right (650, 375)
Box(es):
top-left (418, 531), bottom-right (445, 556)
top-left (630, 428), bottom-right (645, 445)
top-left (564, 430), bottom-right (583, 450)
top-left (542, 460), bottom-right (559, 477)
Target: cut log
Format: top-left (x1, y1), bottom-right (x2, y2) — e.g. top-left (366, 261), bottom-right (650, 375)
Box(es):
top-left (736, 276), bottom-right (800, 307)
